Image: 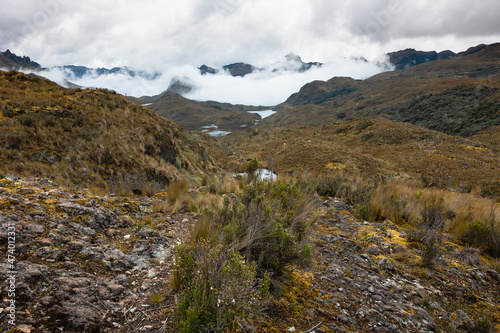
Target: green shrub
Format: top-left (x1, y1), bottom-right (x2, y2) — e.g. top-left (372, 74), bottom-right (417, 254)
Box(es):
top-left (194, 179), bottom-right (316, 277)
top-left (172, 242), bottom-right (268, 332)
top-left (461, 216), bottom-right (500, 257)
top-left (420, 233), bottom-right (441, 268)
top-left (245, 158), bottom-right (259, 179)
top-left (18, 113), bottom-right (37, 127)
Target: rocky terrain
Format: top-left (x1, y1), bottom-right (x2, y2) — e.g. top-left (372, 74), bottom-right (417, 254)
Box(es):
top-left (1, 175), bottom-right (499, 332)
top-left (0, 175), bottom-right (195, 332)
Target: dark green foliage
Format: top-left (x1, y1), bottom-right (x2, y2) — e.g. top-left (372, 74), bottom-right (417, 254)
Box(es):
top-left (18, 113), bottom-right (37, 127)
top-left (420, 233), bottom-right (441, 268)
top-left (245, 158), bottom-right (259, 178)
top-left (461, 216), bottom-right (500, 257)
top-left (201, 180), bottom-right (315, 277)
top-left (1, 106), bottom-right (14, 117)
top-left (372, 85), bottom-right (500, 136)
top-left (172, 243), bottom-right (268, 332)
top-left (172, 179), bottom-right (315, 331)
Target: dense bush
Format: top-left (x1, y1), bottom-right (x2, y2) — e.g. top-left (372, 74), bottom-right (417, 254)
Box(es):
top-left (171, 178), bottom-right (317, 331)
top-left (172, 242), bottom-right (269, 332)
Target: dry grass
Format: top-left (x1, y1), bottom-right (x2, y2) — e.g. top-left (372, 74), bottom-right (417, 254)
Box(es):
top-left (0, 70), bottom-right (217, 193)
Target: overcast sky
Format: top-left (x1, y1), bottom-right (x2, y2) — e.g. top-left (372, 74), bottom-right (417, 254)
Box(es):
top-left (1, 0), bottom-right (500, 104)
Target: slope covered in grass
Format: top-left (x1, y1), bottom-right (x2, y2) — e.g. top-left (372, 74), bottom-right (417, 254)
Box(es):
top-left (0, 70), bottom-right (218, 194)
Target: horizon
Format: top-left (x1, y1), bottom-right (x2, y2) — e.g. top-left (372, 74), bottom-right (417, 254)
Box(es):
top-left (2, 0), bottom-right (500, 104)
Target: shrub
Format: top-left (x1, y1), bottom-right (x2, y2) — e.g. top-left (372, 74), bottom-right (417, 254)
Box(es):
top-left (172, 242), bottom-right (269, 332)
top-left (461, 214), bottom-right (500, 257)
top-left (1, 106), bottom-right (14, 117)
top-left (420, 232), bottom-right (441, 268)
top-left (421, 196), bottom-right (445, 230)
top-left (245, 158), bottom-right (259, 180)
top-left (194, 179), bottom-right (316, 278)
top-left (18, 113), bottom-right (37, 127)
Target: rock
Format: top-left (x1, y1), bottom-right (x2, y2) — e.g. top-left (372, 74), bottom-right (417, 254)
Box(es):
top-left (378, 258), bottom-right (394, 271)
top-left (366, 245), bottom-right (381, 255)
top-left (487, 269), bottom-right (500, 282)
top-left (24, 223), bottom-right (44, 234)
top-left (17, 324), bottom-right (34, 333)
top-left (449, 310), bottom-right (474, 331)
top-left (380, 242), bottom-right (390, 250)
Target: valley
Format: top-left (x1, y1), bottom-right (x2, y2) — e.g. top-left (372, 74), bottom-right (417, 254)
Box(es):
top-left (0, 42), bottom-right (499, 332)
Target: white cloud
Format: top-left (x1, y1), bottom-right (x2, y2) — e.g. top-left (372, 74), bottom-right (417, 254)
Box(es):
top-left (1, 0), bottom-right (499, 104)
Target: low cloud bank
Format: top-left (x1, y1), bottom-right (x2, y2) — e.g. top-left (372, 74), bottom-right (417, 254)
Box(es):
top-left (42, 56), bottom-right (390, 106)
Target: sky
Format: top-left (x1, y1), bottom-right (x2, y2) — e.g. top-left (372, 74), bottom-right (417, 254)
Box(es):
top-left (1, 0), bottom-right (500, 105)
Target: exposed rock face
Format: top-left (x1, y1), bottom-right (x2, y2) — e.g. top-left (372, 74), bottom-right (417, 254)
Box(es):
top-left (198, 64), bottom-right (219, 75)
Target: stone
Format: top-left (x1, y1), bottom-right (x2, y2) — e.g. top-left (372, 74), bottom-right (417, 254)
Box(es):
top-left (366, 245), bottom-right (381, 255)
top-left (378, 258), bottom-right (394, 271)
top-left (450, 310), bottom-right (474, 331)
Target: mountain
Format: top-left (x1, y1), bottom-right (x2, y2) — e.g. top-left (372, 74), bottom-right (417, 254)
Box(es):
top-left (58, 65), bottom-right (160, 80)
top-left (0, 70), bottom-right (217, 194)
top-left (130, 91), bottom-right (266, 131)
top-left (269, 43), bottom-right (500, 138)
top-left (388, 48), bottom-right (457, 70)
top-left (198, 53), bottom-right (323, 77)
top-left (0, 49), bottom-right (42, 70)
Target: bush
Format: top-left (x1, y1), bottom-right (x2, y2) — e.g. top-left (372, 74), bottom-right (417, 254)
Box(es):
top-left (461, 215), bottom-right (500, 257)
top-left (172, 242), bottom-right (269, 332)
top-left (421, 196), bottom-right (445, 230)
top-left (245, 158), bottom-right (259, 180)
top-left (194, 179), bottom-right (316, 277)
top-left (420, 232), bottom-right (441, 268)
top-left (18, 113), bottom-right (37, 127)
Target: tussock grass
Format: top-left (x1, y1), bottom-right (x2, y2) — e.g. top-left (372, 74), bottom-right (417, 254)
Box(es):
top-left (315, 174), bottom-right (500, 257)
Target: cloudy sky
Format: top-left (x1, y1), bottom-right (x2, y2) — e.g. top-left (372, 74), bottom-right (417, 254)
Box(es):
top-left (1, 0), bottom-right (500, 104)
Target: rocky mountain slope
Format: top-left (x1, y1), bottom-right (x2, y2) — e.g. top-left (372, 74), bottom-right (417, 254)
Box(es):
top-left (199, 53), bottom-right (323, 77)
top-left (387, 48), bottom-right (457, 70)
top-left (0, 70), bottom-right (218, 194)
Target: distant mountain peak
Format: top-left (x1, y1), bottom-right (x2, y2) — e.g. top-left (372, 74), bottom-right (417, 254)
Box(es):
top-left (387, 48), bottom-right (457, 70)
top-left (198, 54), bottom-right (323, 77)
top-left (0, 49), bottom-right (42, 71)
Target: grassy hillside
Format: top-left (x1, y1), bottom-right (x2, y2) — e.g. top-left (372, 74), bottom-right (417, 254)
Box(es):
top-left (130, 91), bottom-right (268, 131)
top-left (0, 70), bottom-right (218, 194)
top-left (212, 118), bottom-right (500, 197)
top-left (267, 43), bottom-right (500, 137)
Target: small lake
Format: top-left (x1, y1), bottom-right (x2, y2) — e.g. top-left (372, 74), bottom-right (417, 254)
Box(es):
top-left (247, 110), bottom-right (277, 119)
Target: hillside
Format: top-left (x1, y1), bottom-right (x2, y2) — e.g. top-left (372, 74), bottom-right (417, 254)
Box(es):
top-left (130, 91), bottom-right (267, 131)
top-left (268, 43), bottom-right (500, 137)
top-left (212, 118), bottom-right (500, 196)
top-left (0, 70), bottom-right (218, 194)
